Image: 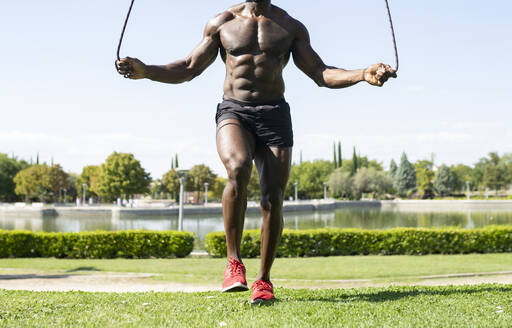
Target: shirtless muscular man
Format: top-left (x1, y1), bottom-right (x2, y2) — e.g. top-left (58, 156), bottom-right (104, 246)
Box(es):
top-left (116, 0), bottom-right (396, 304)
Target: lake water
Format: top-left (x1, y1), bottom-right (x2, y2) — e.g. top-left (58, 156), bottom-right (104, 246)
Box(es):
top-left (2, 208), bottom-right (512, 250)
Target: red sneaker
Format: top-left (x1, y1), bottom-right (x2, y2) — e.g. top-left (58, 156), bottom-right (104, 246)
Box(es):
top-left (221, 257), bottom-right (249, 292)
top-left (251, 280), bottom-right (275, 304)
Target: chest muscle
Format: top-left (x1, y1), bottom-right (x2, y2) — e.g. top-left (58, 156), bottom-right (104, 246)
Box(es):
top-left (220, 17), bottom-right (293, 57)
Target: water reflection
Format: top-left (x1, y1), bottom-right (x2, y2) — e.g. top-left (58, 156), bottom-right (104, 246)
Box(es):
top-left (331, 209), bottom-right (512, 230)
top-left (1, 209), bottom-right (512, 250)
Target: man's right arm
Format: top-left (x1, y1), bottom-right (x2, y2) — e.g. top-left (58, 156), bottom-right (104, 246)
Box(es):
top-left (116, 13), bottom-right (228, 83)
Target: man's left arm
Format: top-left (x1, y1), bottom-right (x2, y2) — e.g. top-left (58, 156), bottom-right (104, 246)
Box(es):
top-left (291, 21), bottom-right (396, 88)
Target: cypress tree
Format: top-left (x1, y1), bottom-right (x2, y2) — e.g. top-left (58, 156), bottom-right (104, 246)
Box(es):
top-left (338, 142), bottom-right (342, 168)
top-left (333, 143), bottom-right (337, 168)
top-left (351, 147), bottom-right (358, 175)
top-left (300, 150), bottom-right (303, 165)
top-left (175, 154), bottom-right (179, 168)
top-left (36, 152), bottom-right (39, 165)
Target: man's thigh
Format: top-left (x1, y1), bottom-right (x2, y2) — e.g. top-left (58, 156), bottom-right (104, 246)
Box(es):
top-left (254, 146), bottom-right (293, 193)
top-left (216, 119), bottom-right (256, 168)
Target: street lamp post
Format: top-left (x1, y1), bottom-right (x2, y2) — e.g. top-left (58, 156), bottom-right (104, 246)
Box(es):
top-left (82, 183), bottom-right (87, 206)
top-left (294, 181), bottom-right (298, 202)
top-left (323, 183), bottom-right (327, 200)
top-left (177, 170), bottom-right (189, 232)
top-left (466, 181), bottom-right (470, 201)
top-left (204, 182), bottom-right (209, 205)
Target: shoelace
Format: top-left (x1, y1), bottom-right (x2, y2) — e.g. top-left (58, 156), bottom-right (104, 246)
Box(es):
top-left (228, 259), bottom-right (244, 276)
top-left (253, 280), bottom-right (273, 292)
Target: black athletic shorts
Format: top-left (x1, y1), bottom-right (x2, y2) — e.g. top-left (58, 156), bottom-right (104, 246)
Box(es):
top-left (215, 97), bottom-right (294, 148)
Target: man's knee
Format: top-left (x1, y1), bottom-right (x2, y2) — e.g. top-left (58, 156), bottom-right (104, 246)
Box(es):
top-left (260, 189), bottom-right (284, 212)
top-left (226, 157), bottom-right (252, 186)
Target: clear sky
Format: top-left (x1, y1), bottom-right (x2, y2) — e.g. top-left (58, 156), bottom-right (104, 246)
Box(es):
top-left (1, 0), bottom-right (511, 178)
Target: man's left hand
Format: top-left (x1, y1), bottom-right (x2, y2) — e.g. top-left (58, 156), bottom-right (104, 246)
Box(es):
top-left (364, 63), bottom-right (397, 87)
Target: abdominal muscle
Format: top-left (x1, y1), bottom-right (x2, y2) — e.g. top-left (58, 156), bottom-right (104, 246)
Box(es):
top-left (223, 52), bottom-right (287, 103)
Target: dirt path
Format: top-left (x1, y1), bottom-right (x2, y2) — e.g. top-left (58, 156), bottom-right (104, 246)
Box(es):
top-left (0, 272), bottom-right (217, 293)
top-left (1, 271), bottom-right (512, 293)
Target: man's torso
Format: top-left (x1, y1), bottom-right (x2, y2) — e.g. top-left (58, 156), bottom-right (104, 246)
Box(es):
top-left (216, 4), bottom-right (298, 103)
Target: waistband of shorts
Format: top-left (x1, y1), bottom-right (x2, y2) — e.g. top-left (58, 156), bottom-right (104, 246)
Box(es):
top-left (222, 96), bottom-right (287, 107)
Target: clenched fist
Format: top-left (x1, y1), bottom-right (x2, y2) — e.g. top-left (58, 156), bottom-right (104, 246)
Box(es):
top-left (364, 63), bottom-right (397, 87)
top-left (116, 57), bottom-right (146, 79)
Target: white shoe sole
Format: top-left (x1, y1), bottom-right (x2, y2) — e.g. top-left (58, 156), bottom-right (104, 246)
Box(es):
top-left (251, 297), bottom-right (275, 305)
top-left (221, 282), bottom-right (249, 293)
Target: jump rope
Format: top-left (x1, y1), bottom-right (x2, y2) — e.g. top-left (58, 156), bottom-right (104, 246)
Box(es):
top-left (115, 1), bottom-right (399, 75)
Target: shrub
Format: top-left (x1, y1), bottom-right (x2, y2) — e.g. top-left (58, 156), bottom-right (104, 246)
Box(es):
top-left (205, 226), bottom-right (512, 258)
top-left (0, 230), bottom-right (194, 259)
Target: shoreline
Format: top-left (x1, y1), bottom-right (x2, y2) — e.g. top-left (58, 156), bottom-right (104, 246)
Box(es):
top-left (2, 199), bottom-right (512, 217)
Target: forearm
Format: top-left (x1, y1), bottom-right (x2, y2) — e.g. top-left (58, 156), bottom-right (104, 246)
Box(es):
top-left (144, 59), bottom-right (196, 84)
top-left (320, 67), bottom-right (366, 89)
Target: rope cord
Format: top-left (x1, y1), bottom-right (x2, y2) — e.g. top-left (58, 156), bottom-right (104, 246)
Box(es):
top-left (115, 0), bottom-right (135, 73)
top-left (384, 0), bottom-right (399, 72)
top-left (115, 0), bottom-right (399, 73)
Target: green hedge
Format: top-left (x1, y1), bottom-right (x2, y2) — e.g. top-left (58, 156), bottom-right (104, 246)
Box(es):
top-left (0, 230), bottom-right (195, 259)
top-left (205, 226), bottom-right (512, 258)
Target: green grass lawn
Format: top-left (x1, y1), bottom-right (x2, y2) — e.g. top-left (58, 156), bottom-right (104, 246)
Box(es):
top-left (1, 254), bottom-right (511, 285)
top-left (1, 285), bottom-right (511, 327)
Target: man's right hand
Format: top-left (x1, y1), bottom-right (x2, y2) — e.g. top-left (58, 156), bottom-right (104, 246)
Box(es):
top-left (116, 57), bottom-right (146, 79)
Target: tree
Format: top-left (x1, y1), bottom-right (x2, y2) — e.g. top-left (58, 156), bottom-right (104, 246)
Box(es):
top-left (76, 165), bottom-right (102, 199)
top-left (286, 160), bottom-right (334, 199)
top-left (13, 164), bottom-right (69, 202)
top-left (150, 179), bottom-right (167, 199)
top-left (394, 152), bottom-right (416, 197)
top-left (357, 156), bottom-right (383, 171)
top-left (352, 168), bottom-right (393, 200)
top-left (351, 147), bottom-right (358, 175)
top-left (47, 165), bottom-right (69, 199)
top-left (415, 160), bottom-right (434, 199)
top-left (389, 159), bottom-right (398, 178)
top-left (175, 154), bottom-right (179, 169)
top-left (185, 164), bottom-right (216, 201)
top-left (371, 170), bottom-right (394, 198)
top-left (338, 142), bottom-right (342, 169)
top-left (484, 152), bottom-right (508, 193)
top-left (434, 164), bottom-right (454, 196)
top-left (474, 152), bottom-right (508, 193)
top-left (66, 173), bottom-right (79, 202)
top-left (247, 166), bottom-right (261, 200)
top-left (327, 169), bottom-right (352, 199)
top-left (162, 169), bottom-right (180, 200)
top-left (500, 153), bottom-right (512, 188)
top-left (333, 143), bottom-right (338, 169)
top-left (0, 153), bottom-right (28, 202)
top-left (450, 164), bottom-right (473, 192)
top-left (99, 152), bottom-right (151, 199)
top-left (211, 176), bottom-right (227, 201)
